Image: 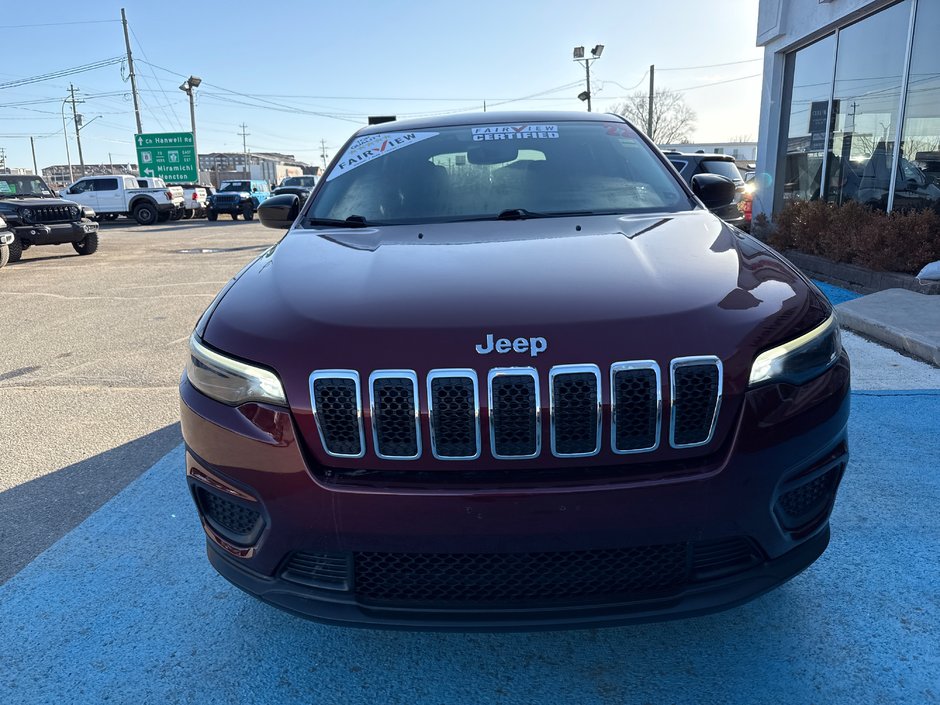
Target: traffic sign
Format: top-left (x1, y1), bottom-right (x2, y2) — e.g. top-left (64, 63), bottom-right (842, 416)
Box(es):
top-left (135, 131), bottom-right (198, 182)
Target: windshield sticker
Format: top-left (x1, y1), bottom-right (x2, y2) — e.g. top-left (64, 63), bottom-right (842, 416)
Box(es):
top-left (327, 131), bottom-right (438, 182)
top-left (471, 124), bottom-right (558, 141)
top-left (0, 182), bottom-right (10, 193)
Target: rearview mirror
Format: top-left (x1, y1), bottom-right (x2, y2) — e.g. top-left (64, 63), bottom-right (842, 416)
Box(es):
top-left (691, 174), bottom-right (737, 210)
top-left (258, 194), bottom-right (300, 230)
top-left (467, 143), bottom-right (520, 165)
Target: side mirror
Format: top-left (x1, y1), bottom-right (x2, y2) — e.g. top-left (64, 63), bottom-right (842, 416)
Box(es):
top-left (691, 174), bottom-right (737, 210)
top-left (66, 188), bottom-right (76, 195)
top-left (258, 194), bottom-right (300, 230)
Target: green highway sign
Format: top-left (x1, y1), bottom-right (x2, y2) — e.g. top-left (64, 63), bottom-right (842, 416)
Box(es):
top-left (135, 131), bottom-right (197, 182)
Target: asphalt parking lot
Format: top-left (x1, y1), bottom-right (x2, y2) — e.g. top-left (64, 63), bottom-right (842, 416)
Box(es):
top-left (1, 221), bottom-right (939, 704)
top-left (0, 218), bottom-right (277, 582)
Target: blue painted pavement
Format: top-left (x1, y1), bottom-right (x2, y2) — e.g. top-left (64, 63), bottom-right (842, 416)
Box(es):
top-left (812, 280), bottom-right (861, 306)
top-left (1, 391), bottom-right (938, 704)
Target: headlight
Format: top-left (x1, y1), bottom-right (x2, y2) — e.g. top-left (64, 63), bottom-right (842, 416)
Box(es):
top-left (749, 314), bottom-right (842, 388)
top-left (186, 334), bottom-right (287, 406)
top-left (71, 206), bottom-right (82, 219)
top-left (18, 207), bottom-right (34, 223)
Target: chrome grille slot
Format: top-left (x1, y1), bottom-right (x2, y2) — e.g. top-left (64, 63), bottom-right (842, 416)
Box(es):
top-left (370, 371), bottom-right (421, 460)
top-left (670, 357), bottom-right (722, 449)
top-left (309, 370), bottom-right (365, 458)
top-left (611, 361), bottom-right (661, 453)
top-left (550, 364), bottom-right (601, 457)
top-left (428, 370), bottom-right (480, 460)
top-left (488, 368), bottom-right (540, 459)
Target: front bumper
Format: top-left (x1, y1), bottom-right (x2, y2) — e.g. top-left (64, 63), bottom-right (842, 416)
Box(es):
top-left (13, 219), bottom-right (97, 245)
top-left (181, 355), bottom-right (850, 630)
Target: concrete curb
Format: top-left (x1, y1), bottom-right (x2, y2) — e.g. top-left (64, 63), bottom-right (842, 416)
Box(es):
top-left (785, 251), bottom-right (940, 295)
top-left (836, 289), bottom-right (940, 367)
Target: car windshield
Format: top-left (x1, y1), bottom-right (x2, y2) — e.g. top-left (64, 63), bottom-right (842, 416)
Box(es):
top-left (308, 121), bottom-right (693, 225)
top-left (221, 182), bottom-right (250, 192)
top-left (702, 160), bottom-right (744, 183)
top-left (281, 176), bottom-right (316, 187)
top-left (0, 175), bottom-right (55, 198)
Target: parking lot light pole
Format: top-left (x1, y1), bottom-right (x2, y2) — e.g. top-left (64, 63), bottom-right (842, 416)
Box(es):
top-left (179, 76), bottom-right (202, 181)
top-left (573, 44), bottom-right (604, 112)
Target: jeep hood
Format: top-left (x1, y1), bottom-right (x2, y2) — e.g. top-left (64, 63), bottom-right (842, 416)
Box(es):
top-left (202, 211), bottom-right (827, 463)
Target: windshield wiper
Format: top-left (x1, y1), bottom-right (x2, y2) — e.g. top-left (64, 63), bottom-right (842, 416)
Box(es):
top-left (306, 215), bottom-right (371, 228)
top-left (496, 208), bottom-right (608, 220)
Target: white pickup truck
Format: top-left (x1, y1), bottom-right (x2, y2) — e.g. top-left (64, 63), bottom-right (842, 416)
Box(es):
top-left (61, 175), bottom-right (184, 225)
top-left (169, 183), bottom-right (208, 219)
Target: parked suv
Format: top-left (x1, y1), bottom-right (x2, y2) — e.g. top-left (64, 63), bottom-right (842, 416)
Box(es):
top-left (182, 112), bottom-right (849, 630)
top-left (0, 214), bottom-right (11, 269)
top-left (206, 180), bottom-right (271, 221)
top-left (0, 174), bottom-right (99, 261)
top-left (665, 152), bottom-right (747, 229)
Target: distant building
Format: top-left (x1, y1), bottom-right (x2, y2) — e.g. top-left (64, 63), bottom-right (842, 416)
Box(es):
top-left (198, 152), bottom-right (313, 187)
top-left (659, 142), bottom-right (759, 164)
top-left (0, 167), bottom-right (33, 176)
top-left (43, 163), bottom-right (138, 188)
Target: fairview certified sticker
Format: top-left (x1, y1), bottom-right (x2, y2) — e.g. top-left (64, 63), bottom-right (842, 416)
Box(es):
top-left (328, 131), bottom-right (438, 181)
top-left (471, 124), bottom-right (559, 141)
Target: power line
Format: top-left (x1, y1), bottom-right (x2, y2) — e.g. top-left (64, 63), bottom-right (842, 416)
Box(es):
top-left (673, 73), bottom-right (762, 91)
top-left (0, 57), bottom-right (123, 90)
top-left (658, 58), bottom-right (762, 71)
top-left (129, 26), bottom-right (184, 131)
top-left (2, 19), bottom-right (120, 29)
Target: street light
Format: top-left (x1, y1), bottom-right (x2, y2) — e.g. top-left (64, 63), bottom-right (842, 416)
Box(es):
top-left (179, 75), bottom-right (202, 180)
top-left (573, 44), bottom-right (604, 112)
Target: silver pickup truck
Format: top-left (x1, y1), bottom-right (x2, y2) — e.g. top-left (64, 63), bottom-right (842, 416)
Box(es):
top-left (61, 175), bottom-right (184, 225)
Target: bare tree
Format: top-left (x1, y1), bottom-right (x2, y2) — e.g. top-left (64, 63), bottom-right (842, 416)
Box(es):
top-left (611, 88), bottom-right (696, 144)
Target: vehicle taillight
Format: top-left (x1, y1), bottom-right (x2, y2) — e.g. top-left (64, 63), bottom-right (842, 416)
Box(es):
top-left (192, 192), bottom-right (198, 200)
top-left (165, 190), bottom-right (173, 200)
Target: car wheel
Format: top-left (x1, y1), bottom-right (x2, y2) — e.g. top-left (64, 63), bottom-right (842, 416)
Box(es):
top-left (241, 203), bottom-right (254, 221)
top-left (170, 208), bottom-right (183, 221)
top-left (72, 232), bottom-right (99, 256)
top-left (0, 243), bottom-right (8, 269)
top-left (231, 211), bottom-right (239, 220)
top-left (182, 209), bottom-right (194, 220)
top-left (207, 210), bottom-right (218, 222)
top-left (133, 203), bottom-right (157, 225)
top-left (7, 237), bottom-right (22, 263)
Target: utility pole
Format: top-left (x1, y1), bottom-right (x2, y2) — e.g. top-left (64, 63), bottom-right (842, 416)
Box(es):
top-left (179, 76), bottom-right (202, 181)
top-left (121, 8), bottom-right (143, 135)
top-left (572, 45), bottom-right (604, 112)
top-left (647, 64), bottom-right (655, 139)
top-left (61, 97), bottom-right (73, 183)
top-left (319, 139), bottom-right (328, 169)
top-left (238, 123), bottom-right (250, 179)
top-left (69, 84), bottom-right (85, 176)
top-left (30, 137), bottom-right (38, 175)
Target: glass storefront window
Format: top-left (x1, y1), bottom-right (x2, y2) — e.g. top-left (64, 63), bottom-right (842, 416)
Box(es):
top-left (898, 0), bottom-right (940, 212)
top-left (778, 35), bottom-right (836, 205)
top-left (825, 0), bottom-right (912, 209)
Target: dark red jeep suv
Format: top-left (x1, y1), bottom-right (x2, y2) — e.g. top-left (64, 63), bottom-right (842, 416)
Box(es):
top-left (181, 112), bottom-right (849, 630)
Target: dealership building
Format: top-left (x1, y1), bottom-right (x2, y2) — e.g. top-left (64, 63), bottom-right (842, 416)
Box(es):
top-left (754, 0), bottom-right (940, 218)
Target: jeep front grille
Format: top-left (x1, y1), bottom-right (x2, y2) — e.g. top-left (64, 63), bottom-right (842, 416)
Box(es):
top-left (309, 359), bottom-right (722, 462)
top-left (33, 205), bottom-right (75, 224)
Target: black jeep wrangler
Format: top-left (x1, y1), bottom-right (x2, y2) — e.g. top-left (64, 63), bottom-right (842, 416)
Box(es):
top-left (0, 174), bottom-right (99, 262)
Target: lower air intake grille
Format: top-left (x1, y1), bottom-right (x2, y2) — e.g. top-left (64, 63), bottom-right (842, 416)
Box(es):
top-left (371, 374), bottom-right (419, 458)
top-left (612, 365), bottom-right (659, 452)
top-left (490, 372), bottom-right (539, 458)
top-left (352, 537), bottom-right (761, 606)
top-left (281, 552), bottom-right (352, 591)
top-left (429, 375), bottom-right (478, 459)
top-left (671, 359), bottom-right (721, 447)
top-left (196, 487), bottom-right (262, 544)
top-left (312, 377), bottom-right (363, 457)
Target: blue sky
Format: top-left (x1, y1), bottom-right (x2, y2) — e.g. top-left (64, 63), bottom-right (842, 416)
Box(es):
top-left (0, 0), bottom-right (763, 172)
